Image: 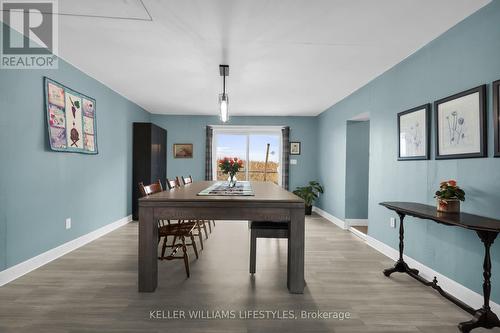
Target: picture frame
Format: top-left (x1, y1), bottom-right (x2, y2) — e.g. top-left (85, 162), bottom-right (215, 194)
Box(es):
top-left (397, 104), bottom-right (430, 161)
top-left (434, 85), bottom-right (487, 159)
top-left (494, 80), bottom-right (500, 157)
top-left (290, 142), bottom-right (301, 155)
top-left (173, 143), bottom-right (193, 158)
top-left (44, 77), bottom-right (98, 154)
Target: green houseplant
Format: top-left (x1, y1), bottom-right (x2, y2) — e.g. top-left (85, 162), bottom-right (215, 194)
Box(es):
top-left (293, 181), bottom-right (324, 215)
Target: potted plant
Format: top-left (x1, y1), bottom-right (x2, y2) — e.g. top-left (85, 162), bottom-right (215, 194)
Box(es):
top-left (434, 179), bottom-right (465, 213)
top-left (293, 181), bottom-right (324, 215)
top-left (218, 157), bottom-right (244, 188)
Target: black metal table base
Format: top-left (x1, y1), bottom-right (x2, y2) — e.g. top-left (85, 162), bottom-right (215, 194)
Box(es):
top-left (383, 212), bottom-right (500, 333)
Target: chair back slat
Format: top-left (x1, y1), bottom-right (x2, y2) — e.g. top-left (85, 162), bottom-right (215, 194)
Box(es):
top-left (182, 175), bottom-right (193, 185)
top-left (138, 180), bottom-right (163, 197)
top-left (166, 177), bottom-right (181, 190)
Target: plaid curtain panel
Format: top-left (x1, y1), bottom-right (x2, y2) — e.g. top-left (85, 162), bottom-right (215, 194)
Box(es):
top-left (205, 126), bottom-right (213, 180)
top-left (281, 127), bottom-right (290, 190)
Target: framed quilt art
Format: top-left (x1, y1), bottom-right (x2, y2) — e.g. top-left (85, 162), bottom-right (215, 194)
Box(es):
top-left (45, 77), bottom-right (98, 154)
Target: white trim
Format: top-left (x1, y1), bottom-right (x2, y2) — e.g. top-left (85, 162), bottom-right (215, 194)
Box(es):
top-left (312, 206), bottom-right (500, 315)
top-left (365, 234), bottom-right (500, 314)
top-left (312, 206), bottom-right (347, 229)
top-left (0, 215), bottom-right (132, 287)
top-left (349, 226), bottom-right (367, 240)
top-left (345, 218), bottom-right (368, 227)
top-left (209, 125), bottom-right (285, 131)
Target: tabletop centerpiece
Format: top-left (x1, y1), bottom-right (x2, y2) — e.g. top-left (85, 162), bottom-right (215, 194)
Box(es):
top-left (218, 157), bottom-right (243, 188)
top-left (434, 179), bottom-right (465, 213)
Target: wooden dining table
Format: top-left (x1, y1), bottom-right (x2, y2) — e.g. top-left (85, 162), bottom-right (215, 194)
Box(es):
top-left (138, 181), bottom-right (306, 294)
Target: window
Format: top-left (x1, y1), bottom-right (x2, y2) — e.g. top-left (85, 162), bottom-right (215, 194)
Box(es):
top-left (212, 126), bottom-right (282, 185)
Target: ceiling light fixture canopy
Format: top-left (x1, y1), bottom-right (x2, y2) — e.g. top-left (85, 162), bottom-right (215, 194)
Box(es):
top-left (219, 64), bottom-right (229, 123)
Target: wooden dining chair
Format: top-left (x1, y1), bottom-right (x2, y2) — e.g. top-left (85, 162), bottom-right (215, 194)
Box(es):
top-left (248, 221), bottom-right (289, 274)
top-left (167, 177), bottom-right (181, 189)
top-left (181, 175), bottom-right (216, 234)
top-left (138, 180), bottom-right (199, 277)
top-left (166, 177), bottom-right (205, 250)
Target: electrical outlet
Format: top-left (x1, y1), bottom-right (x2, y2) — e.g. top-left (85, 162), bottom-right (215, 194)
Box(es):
top-left (65, 218), bottom-right (71, 230)
top-left (390, 217), bottom-right (396, 228)
top-left (290, 159), bottom-right (297, 165)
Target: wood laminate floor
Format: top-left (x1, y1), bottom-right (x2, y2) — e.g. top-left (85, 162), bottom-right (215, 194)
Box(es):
top-left (0, 213), bottom-right (497, 333)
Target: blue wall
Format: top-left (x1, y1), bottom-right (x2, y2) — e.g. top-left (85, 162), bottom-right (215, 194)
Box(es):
top-left (317, 1), bottom-right (500, 302)
top-left (0, 24), bottom-right (150, 271)
top-left (345, 121), bottom-right (370, 219)
top-left (150, 115), bottom-right (318, 192)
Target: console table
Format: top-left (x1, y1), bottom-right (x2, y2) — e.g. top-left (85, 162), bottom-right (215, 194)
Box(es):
top-left (380, 202), bottom-right (500, 333)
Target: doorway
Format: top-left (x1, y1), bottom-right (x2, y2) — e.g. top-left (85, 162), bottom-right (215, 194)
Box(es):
top-left (345, 118), bottom-right (370, 235)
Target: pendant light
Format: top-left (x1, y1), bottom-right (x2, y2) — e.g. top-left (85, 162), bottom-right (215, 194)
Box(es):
top-left (219, 64), bottom-right (229, 123)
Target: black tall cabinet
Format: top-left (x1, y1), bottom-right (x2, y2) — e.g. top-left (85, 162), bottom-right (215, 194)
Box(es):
top-left (132, 122), bottom-right (167, 220)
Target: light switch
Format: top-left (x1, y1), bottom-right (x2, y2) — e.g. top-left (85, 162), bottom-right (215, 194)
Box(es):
top-left (290, 159), bottom-right (297, 165)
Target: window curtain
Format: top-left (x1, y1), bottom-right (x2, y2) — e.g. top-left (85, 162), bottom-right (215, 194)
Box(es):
top-left (205, 126), bottom-right (213, 180)
top-left (281, 127), bottom-right (290, 190)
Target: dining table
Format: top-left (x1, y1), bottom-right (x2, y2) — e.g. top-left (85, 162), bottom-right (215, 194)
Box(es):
top-left (138, 181), bottom-right (306, 294)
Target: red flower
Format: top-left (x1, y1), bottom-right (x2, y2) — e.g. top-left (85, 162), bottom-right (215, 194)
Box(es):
top-left (448, 180), bottom-right (457, 187)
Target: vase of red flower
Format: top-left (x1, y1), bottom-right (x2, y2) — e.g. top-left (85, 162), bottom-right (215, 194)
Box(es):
top-left (218, 157), bottom-right (244, 188)
top-left (434, 179), bottom-right (465, 213)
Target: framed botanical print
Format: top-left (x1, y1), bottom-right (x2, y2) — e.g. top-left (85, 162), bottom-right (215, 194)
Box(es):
top-left (173, 143), bottom-right (193, 158)
top-left (290, 142), bottom-right (301, 155)
top-left (397, 104), bottom-right (430, 160)
top-left (434, 85), bottom-right (487, 159)
top-left (494, 80), bottom-right (500, 157)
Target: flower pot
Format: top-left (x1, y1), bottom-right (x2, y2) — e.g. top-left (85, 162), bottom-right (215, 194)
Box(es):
top-left (437, 199), bottom-right (460, 213)
top-left (305, 205), bottom-right (312, 215)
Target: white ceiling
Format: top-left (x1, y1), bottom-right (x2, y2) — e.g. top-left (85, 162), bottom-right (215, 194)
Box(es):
top-left (5, 0), bottom-right (491, 116)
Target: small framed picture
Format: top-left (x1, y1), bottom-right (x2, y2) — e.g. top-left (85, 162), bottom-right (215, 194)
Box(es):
top-left (173, 143), bottom-right (193, 158)
top-left (397, 104), bottom-right (430, 161)
top-left (494, 80), bottom-right (500, 157)
top-left (290, 142), bottom-right (301, 155)
top-left (434, 85), bottom-right (487, 159)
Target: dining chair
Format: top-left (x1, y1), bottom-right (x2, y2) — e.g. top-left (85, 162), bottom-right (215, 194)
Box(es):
top-left (166, 177), bottom-right (205, 250)
top-left (248, 221), bottom-right (289, 274)
top-left (181, 175), bottom-right (216, 233)
top-left (138, 180), bottom-right (199, 278)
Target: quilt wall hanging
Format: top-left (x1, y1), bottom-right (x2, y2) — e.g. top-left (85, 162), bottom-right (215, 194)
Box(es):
top-left (44, 77), bottom-right (98, 154)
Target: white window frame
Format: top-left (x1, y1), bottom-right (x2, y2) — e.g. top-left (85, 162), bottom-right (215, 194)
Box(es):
top-left (211, 125), bottom-right (283, 185)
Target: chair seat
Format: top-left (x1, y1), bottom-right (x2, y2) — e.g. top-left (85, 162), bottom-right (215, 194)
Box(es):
top-left (249, 221), bottom-right (289, 230)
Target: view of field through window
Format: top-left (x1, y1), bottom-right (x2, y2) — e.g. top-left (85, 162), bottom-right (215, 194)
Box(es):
top-left (215, 133), bottom-right (281, 185)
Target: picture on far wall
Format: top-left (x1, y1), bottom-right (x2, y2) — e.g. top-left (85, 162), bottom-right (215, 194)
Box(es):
top-left (173, 143), bottom-right (193, 158)
top-left (290, 142), bottom-right (301, 155)
top-left (397, 104), bottom-right (430, 160)
top-left (494, 80), bottom-right (500, 157)
top-left (434, 85), bottom-right (486, 159)
top-left (44, 77), bottom-right (98, 154)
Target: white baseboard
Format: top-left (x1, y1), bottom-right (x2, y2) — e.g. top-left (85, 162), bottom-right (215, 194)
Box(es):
top-left (312, 207), bottom-right (500, 315)
top-left (345, 219), bottom-right (368, 227)
top-left (365, 234), bottom-right (500, 314)
top-left (349, 226), bottom-right (367, 240)
top-left (0, 215), bottom-right (132, 286)
top-left (312, 206), bottom-right (347, 229)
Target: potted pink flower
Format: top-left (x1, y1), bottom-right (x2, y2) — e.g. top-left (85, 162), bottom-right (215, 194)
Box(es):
top-left (434, 180), bottom-right (465, 213)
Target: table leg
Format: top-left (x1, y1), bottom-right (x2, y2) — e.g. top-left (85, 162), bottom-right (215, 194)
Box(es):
top-left (458, 231), bottom-right (500, 333)
top-left (288, 207), bottom-right (305, 294)
top-left (138, 206), bottom-right (158, 292)
top-left (383, 212), bottom-right (419, 277)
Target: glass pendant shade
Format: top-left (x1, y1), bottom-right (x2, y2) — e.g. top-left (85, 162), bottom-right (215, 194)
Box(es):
top-left (219, 93), bottom-right (229, 123)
